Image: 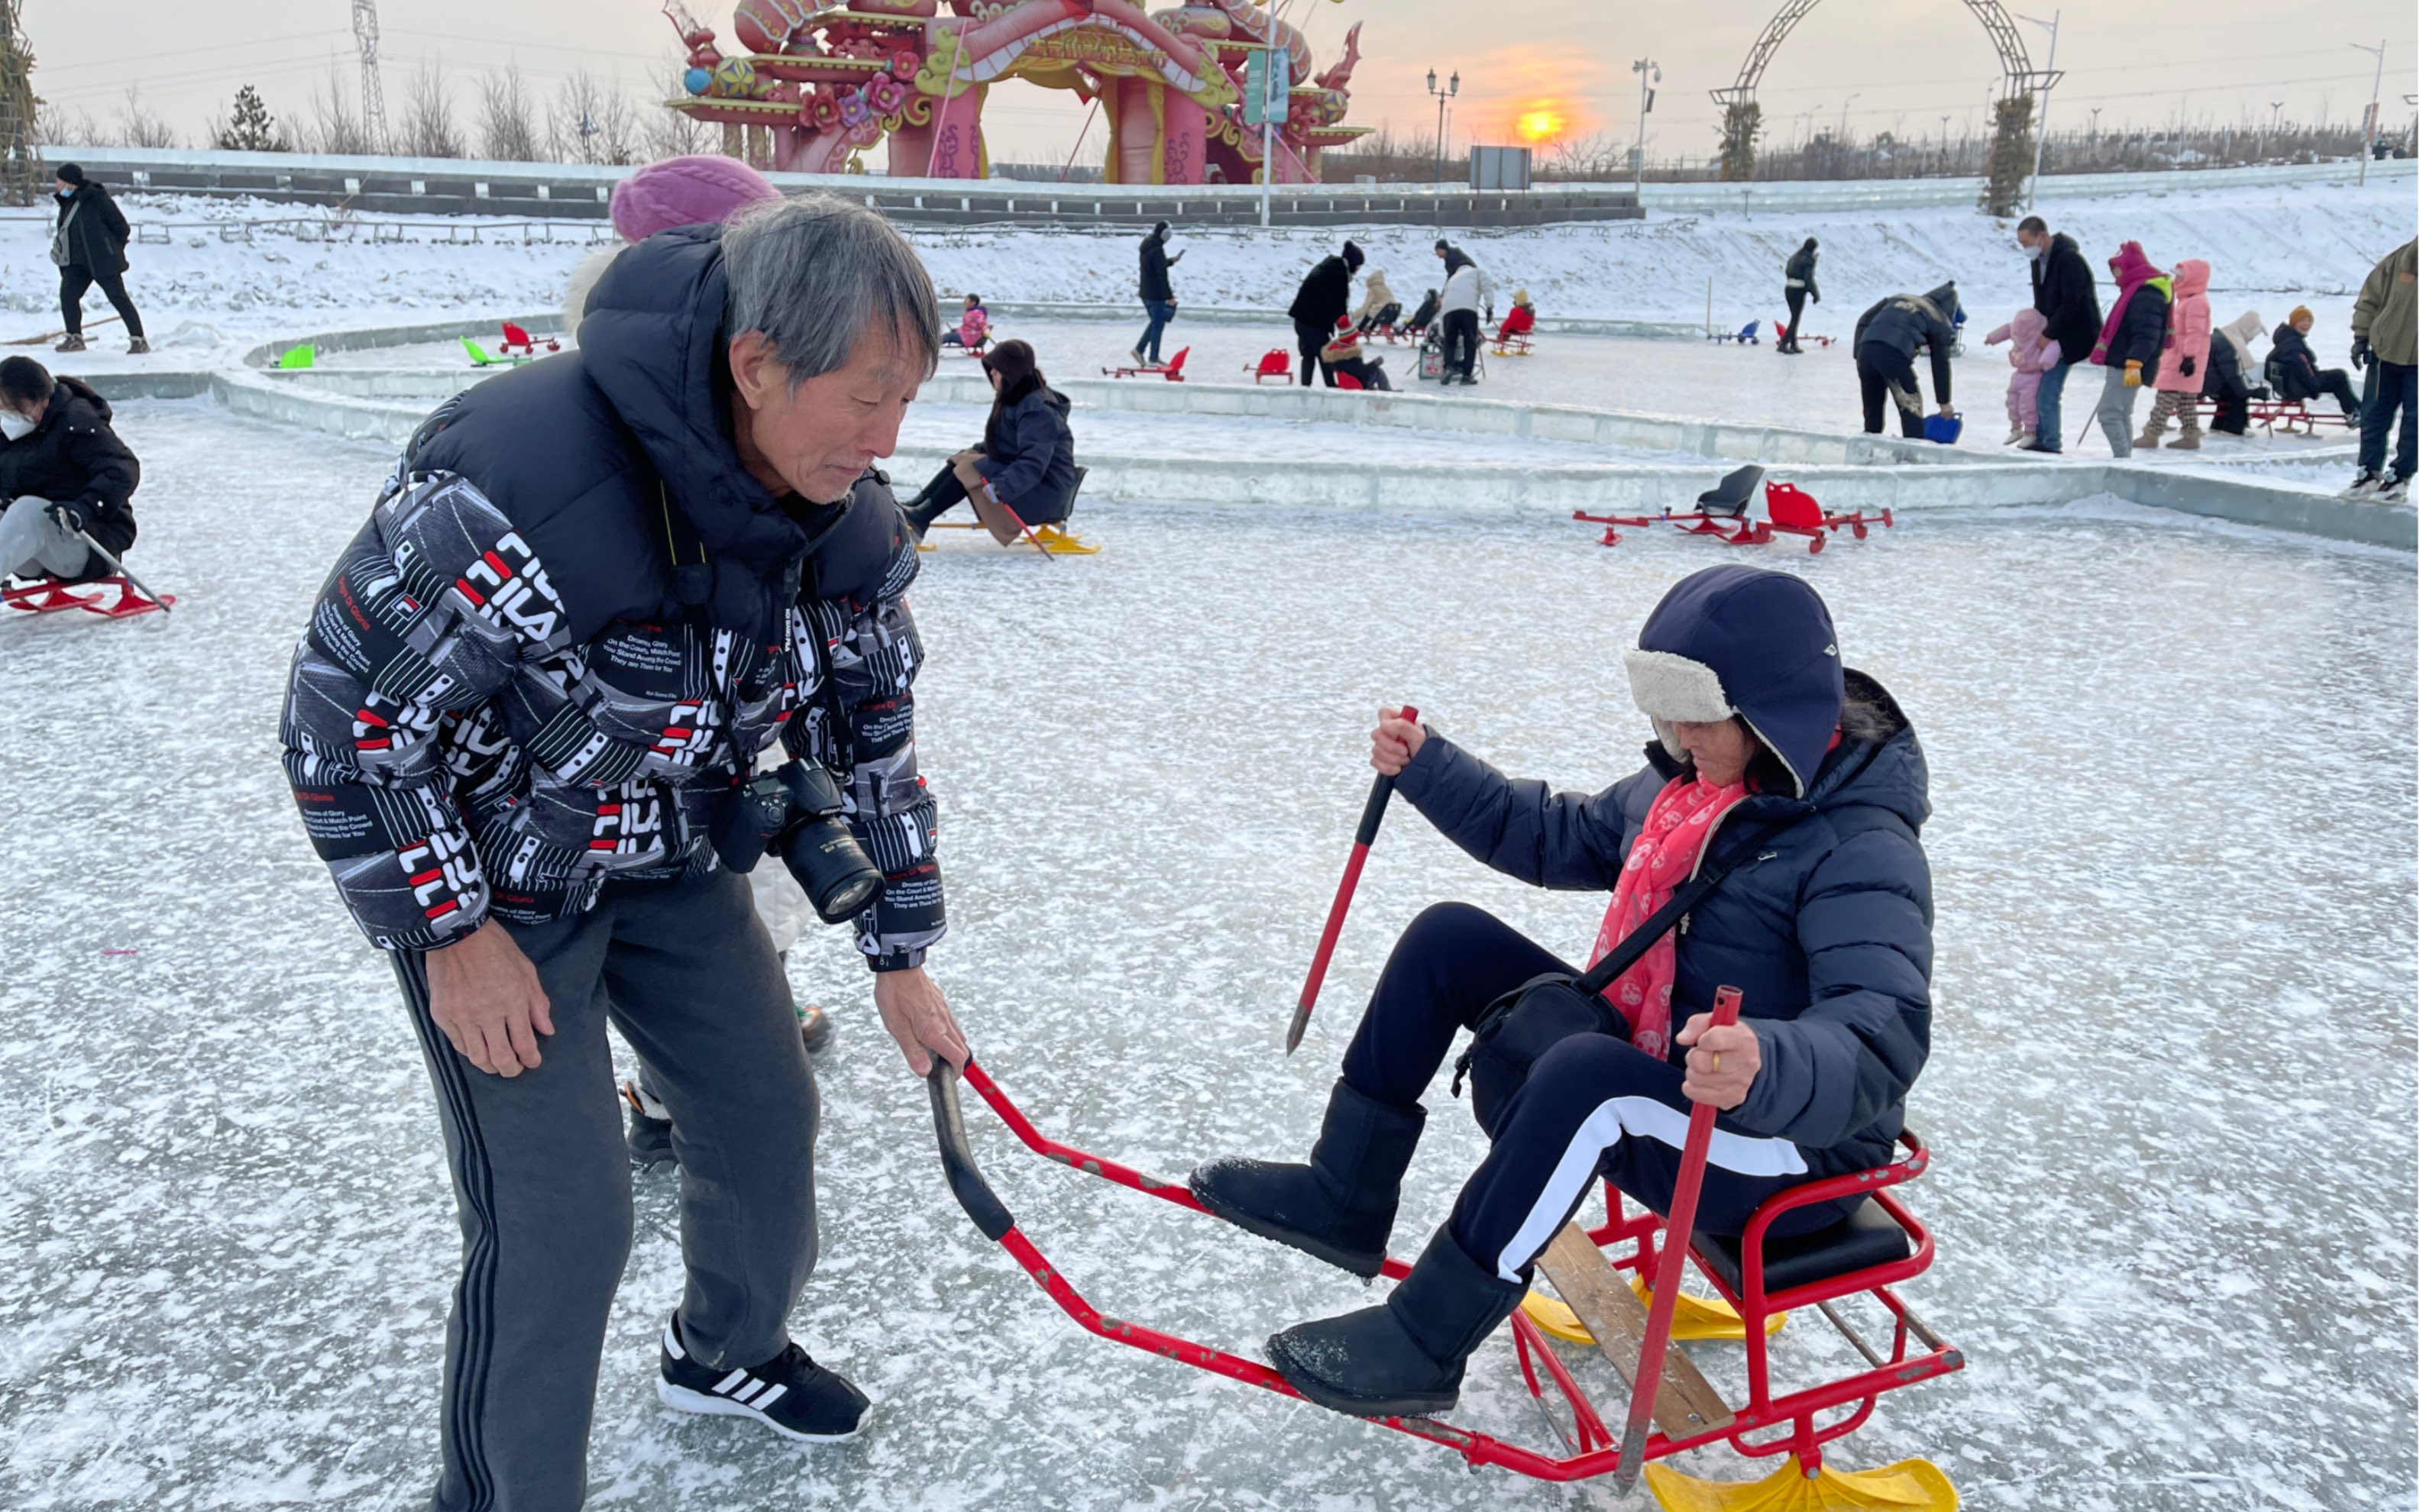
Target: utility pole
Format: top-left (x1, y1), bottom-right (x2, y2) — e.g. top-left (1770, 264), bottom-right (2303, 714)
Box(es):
top-left (2351, 39), bottom-right (2385, 185)
top-left (352, 0), bottom-right (388, 153)
top-left (2017, 10), bottom-right (2061, 211)
top-left (1426, 67), bottom-right (1458, 184)
top-left (1632, 58), bottom-right (1659, 195)
top-left (1249, 44), bottom-right (1289, 226)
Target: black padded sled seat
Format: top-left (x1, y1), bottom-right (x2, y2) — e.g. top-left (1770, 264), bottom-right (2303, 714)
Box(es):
top-left (1696, 464), bottom-right (1765, 517)
top-left (1694, 1197), bottom-right (1911, 1296)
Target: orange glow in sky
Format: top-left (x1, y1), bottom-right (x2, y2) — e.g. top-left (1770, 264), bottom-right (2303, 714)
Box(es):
top-left (1515, 105), bottom-right (1569, 142)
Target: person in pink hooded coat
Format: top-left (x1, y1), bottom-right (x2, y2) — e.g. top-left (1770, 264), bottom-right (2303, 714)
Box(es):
top-left (2140, 258), bottom-right (2212, 449)
top-left (1983, 307), bottom-right (2059, 445)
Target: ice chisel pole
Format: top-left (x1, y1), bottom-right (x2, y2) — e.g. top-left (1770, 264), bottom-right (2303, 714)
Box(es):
top-left (52, 510), bottom-right (170, 614)
top-left (1611, 984), bottom-right (1741, 1491)
top-left (1284, 705), bottom-right (1416, 1055)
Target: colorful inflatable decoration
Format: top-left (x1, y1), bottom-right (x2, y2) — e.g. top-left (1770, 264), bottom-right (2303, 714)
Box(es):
top-left (658, 0), bottom-right (1369, 182)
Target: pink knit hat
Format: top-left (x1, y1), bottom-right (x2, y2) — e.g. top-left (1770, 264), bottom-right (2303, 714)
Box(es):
top-left (610, 154), bottom-right (781, 243)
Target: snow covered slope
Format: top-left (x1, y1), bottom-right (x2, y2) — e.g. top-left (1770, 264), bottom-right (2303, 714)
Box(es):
top-left (4, 173), bottom-right (2408, 346)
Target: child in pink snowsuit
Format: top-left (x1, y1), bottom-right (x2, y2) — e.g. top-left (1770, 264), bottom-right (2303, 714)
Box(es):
top-left (1983, 308), bottom-right (2058, 445)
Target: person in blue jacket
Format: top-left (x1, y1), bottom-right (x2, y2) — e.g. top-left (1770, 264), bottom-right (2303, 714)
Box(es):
top-left (1190, 565), bottom-right (1935, 1420)
top-left (901, 339), bottom-right (1077, 539)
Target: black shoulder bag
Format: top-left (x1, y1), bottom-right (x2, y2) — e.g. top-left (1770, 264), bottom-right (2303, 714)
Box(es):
top-left (1450, 806), bottom-right (1817, 1136)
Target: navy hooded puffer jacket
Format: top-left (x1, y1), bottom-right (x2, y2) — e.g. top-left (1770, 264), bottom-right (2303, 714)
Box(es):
top-left (1392, 567), bottom-right (1934, 1174)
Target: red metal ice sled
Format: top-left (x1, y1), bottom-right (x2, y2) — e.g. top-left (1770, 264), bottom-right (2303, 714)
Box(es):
top-left (1244, 347), bottom-right (1292, 384)
top-left (1105, 347), bottom-right (1189, 381)
top-left (499, 321), bottom-right (559, 357)
top-left (1576, 468), bottom-right (1892, 556)
top-left (925, 1055), bottom-right (1961, 1508)
top-left (4, 575), bottom-right (175, 618)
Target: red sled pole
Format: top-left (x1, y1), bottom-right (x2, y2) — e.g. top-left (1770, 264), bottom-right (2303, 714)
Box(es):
top-left (1612, 984), bottom-right (1742, 1491)
top-left (1284, 705), bottom-right (1416, 1055)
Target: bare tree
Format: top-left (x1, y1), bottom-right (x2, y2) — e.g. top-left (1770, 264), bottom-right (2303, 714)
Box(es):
top-left (112, 86), bottom-right (179, 148)
top-left (397, 59), bottom-right (464, 158)
top-left (37, 99), bottom-right (102, 149)
top-left (593, 82), bottom-right (639, 166)
top-left (637, 65), bottom-right (707, 161)
top-left (479, 64), bottom-right (542, 163)
top-left (297, 60), bottom-right (373, 154)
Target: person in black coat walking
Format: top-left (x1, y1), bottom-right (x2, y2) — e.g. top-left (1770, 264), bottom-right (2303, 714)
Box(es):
top-left (49, 165), bottom-right (148, 356)
top-left (901, 340), bottom-right (1079, 539)
top-left (1289, 241), bottom-right (1364, 388)
top-left (1852, 283), bottom-right (1959, 438)
top-left (2017, 216), bottom-right (2099, 451)
top-left (1781, 237), bottom-right (1820, 354)
top-left (0, 356), bottom-right (140, 583)
top-left (1133, 221), bottom-right (1182, 367)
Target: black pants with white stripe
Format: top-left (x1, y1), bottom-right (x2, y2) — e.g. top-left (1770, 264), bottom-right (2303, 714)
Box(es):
top-left (393, 867), bottom-right (818, 1511)
top-left (1341, 903), bottom-right (1856, 1284)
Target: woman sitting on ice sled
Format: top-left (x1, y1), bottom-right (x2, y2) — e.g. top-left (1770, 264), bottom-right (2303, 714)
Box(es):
top-left (1192, 564), bottom-right (1933, 1420)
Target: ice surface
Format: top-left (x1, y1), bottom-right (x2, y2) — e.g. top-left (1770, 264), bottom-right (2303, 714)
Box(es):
top-left (0, 402), bottom-right (2412, 1510)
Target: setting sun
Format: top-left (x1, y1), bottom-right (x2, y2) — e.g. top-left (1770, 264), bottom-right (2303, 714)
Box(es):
top-left (1515, 106), bottom-right (1568, 143)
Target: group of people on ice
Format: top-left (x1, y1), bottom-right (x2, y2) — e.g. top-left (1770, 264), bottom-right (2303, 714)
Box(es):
top-left (1829, 217), bottom-right (2414, 497)
top-left (258, 147), bottom-right (1944, 1512)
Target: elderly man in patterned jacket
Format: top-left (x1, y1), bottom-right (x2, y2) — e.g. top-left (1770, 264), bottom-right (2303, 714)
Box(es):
top-left (280, 194), bottom-right (962, 1509)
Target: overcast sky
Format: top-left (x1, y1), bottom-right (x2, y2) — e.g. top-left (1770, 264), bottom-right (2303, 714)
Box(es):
top-left (25, 0), bottom-right (2419, 164)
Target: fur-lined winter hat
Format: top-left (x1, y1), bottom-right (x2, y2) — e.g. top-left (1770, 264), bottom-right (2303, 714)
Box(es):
top-left (610, 154), bottom-right (780, 244)
top-left (1623, 566), bottom-right (1844, 797)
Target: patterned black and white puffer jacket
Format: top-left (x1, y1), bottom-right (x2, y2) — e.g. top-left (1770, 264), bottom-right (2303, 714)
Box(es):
top-left (279, 225), bottom-right (943, 968)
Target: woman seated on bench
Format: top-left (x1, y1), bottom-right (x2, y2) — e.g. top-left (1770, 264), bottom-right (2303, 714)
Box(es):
top-left (900, 340), bottom-right (1076, 539)
top-left (0, 355), bottom-right (140, 584)
top-left (1191, 564), bottom-right (1934, 1420)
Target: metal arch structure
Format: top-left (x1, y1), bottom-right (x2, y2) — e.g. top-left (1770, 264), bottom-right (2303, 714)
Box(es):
top-left (1710, 0), bottom-right (2059, 195)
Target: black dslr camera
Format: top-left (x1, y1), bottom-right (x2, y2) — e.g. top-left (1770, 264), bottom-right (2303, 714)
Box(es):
top-left (710, 760), bottom-right (886, 924)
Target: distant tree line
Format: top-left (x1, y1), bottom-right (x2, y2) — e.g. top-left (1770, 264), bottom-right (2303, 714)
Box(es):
top-left (1322, 115), bottom-right (2410, 186)
top-left (38, 60), bottom-right (710, 164)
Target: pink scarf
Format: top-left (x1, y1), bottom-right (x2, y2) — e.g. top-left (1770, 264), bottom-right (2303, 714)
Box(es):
top-left (1587, 774), bottom-right (1747, 1060)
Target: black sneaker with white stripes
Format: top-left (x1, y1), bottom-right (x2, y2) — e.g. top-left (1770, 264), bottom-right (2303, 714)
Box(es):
top-left (656, 1317), bottom-right (870, 1443)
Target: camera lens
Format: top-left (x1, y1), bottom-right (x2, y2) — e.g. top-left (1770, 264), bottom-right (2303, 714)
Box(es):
top-left (779, 816), bottom-right (886, 923)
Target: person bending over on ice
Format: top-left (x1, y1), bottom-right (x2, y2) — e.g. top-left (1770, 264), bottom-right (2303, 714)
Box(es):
top-left (1852, 283), bottom-right (1959, 438)
top-left (900, 340), bottom-right (1078, 541)
top-left (0, 355), bottom-right (139, 585)
top-left (279, 195), bottom-right (966, 1502)
top-left (1191, 564), bottom-right (1934, 1420)
top-left (1319, 318), bottom-right (1394, 391)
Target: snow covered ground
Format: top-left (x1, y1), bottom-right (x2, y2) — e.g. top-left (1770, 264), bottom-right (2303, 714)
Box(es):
top-left (1, 402), bottom-right (2412, 1511)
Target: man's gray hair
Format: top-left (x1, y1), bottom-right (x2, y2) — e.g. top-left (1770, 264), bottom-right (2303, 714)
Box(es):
top-left (722, 192), bottom-right (940, 384)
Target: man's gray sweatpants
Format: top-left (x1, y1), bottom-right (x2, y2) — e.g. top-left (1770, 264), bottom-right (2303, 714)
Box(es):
top-left (393, 867), bottom-right (818, 1512)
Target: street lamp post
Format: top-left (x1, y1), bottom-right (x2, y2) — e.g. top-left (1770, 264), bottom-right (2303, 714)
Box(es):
top-left (2016, 9), bottom-right (2061, 211)
top-left (1427, 68), bottom-right (1459, 185)
top-left (2351, 39), bottom-right (2386, 185)
top-left (1632, 57), bottom-right (1660, 197)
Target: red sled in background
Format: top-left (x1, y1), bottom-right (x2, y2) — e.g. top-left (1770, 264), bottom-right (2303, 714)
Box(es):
top-left (1105, 347), bottom-right (1189, 381)
top-left (1575, 466), bottom-right (1892, 555)
top-left (1244, 348), bottom-right (1292, 384)
top-left (499, 321), bottom-right (559, 357)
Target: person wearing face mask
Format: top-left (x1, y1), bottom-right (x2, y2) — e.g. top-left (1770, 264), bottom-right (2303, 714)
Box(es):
top-left (0, 356), bottom-right (141, 584)
top-left (2016, 215), bottom-right (2100, 452)
top-left (1190, 565), bottom-right (1933, 1421)
top-left (277, 195), bottom-right (968, 1506)
top-left (48, 165), bottom-right (148, 357)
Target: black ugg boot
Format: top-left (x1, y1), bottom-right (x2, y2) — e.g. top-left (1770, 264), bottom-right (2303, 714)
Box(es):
top-left (1267, 1226), bottom-right (1525, 1419)
top-left (1188, 1079), bottom-right (1424, 1279)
